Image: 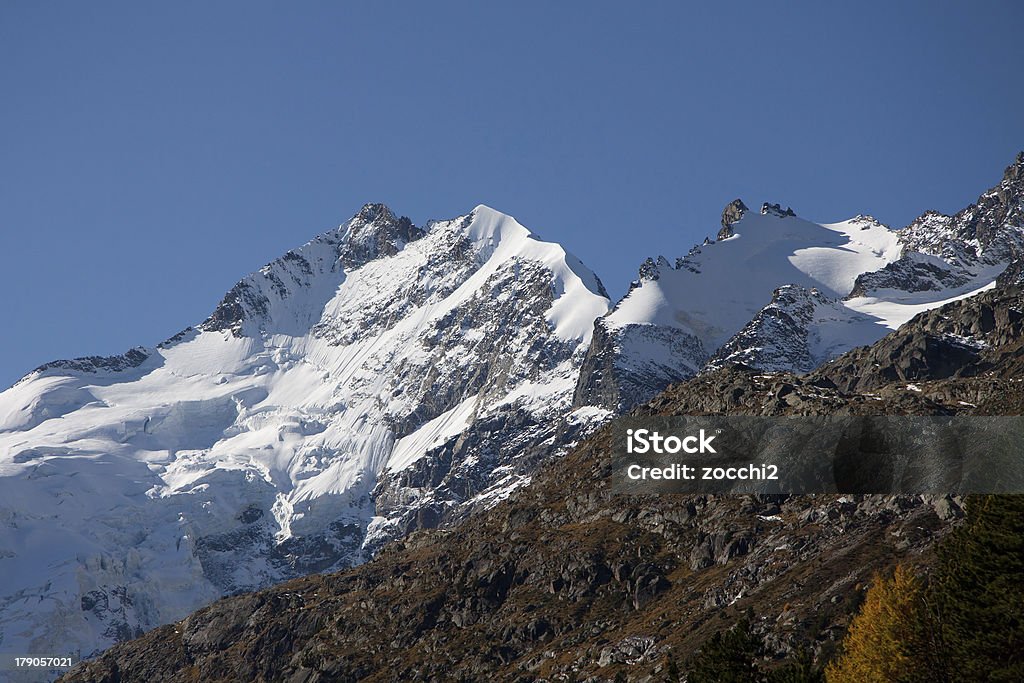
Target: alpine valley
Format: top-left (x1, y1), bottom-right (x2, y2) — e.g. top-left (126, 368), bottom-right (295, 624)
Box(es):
top-left (1, 154), bottom-right (1022, 676)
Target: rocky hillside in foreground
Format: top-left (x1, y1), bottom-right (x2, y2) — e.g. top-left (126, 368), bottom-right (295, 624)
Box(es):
top-left (59, 280), bottom-right (1024, 682)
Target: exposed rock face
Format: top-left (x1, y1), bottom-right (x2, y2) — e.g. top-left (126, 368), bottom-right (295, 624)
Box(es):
top-left (848, 251), bottom-right (973, 296)
top-left (202, 204), bottom-right (425, 337)
top-left (815, 285), bottom-right (1024, 393)
top-left (921, 151), bottom-right (1024, 249)
top-left (573, 317), bottom-right (708, 411)
top-left (635, 256), bottom-right (667, 282)
top-left (571, 318), bottom-right (624, 410)
top-left (705, 285), bottom-right (878, 375)
top-left (23, 347), bottom-right (151, 380)
top-left (61, 278), bottom-right (1024, 683)
top-left (336, 203), bottom-right (425, 269)
top-left (997, 250), bottom-right (1024, 288)
top-left (717, 198), bottom-right (749, 240)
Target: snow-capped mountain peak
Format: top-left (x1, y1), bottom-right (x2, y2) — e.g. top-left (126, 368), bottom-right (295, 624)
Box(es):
top-left (576, 155), bottom-right (1023, 411)
top-left (605, 207), bottom-right (902, 346)
top-left (574, 205), bottom-right (904, 409)
top-left (0, 203), bottom-right (609, 660)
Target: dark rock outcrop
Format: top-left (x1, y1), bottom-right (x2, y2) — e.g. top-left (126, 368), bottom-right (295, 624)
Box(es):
top-left (572, 318), bottom-right (623, 411)
top-left (848, 253), bottom-right (972, 298)
top-left (717, 198), bottom-right (749, 240)
top-left (997, 251), bottom-right (1024, 288)
top-left (28, 346), bottom-right (150, 378)
top-left (573, 317), bottom-right (707, 412)
top-left (815, 285), bottom-right (1024, 393)
top-left (760, 202), bottom-right (796, 218)
top-left (337, 203), bottom-right (425, 269)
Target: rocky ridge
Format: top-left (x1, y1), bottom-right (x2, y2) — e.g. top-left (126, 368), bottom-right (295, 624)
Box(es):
top-left (849, 152), bottom-right (1024, 298)
top-left (814, 284), bottom-right (1024, 394)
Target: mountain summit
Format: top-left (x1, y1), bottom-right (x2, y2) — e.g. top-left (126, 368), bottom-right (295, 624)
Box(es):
top-left (0, 205), bottom-right (609, 659)
top-left (575, 155), bottom-right (1023, 411)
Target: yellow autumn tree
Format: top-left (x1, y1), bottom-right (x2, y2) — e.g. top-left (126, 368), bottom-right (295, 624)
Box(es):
top-left (825, 564), bottom-right (925, 683)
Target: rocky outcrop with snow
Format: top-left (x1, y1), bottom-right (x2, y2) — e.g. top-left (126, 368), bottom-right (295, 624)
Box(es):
top-left (704, 285), bottom-right (883, 375)
top-left (717, 198), bottom-right (749, 241)
top-left (849, 153), bottom-right (1024, 300)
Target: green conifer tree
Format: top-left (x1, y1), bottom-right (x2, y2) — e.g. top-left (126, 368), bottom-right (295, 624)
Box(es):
top-left (931, 495), bottom-right (1024, 682)
top-left (686, 616), bottom-right (762, 683)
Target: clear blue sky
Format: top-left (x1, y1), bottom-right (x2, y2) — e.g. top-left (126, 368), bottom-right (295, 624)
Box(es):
top-left (1, 1), bottom-right (1022, 388)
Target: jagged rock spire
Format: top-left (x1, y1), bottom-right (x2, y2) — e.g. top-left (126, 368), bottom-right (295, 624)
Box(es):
top-left (717, 198), bottom-right (749, 240)
top-left (340, 203), bottom-right (425, 269)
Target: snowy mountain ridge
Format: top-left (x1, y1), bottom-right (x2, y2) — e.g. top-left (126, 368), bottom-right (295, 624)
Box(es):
top-left (1, 153), bottom-right (1022, 667)
top-left (0, 204), bottom-right (610, 660)
top-left (576, 154), bottom-right (1024, 410)
top-left (574, 207), bottom-right (906, 409)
